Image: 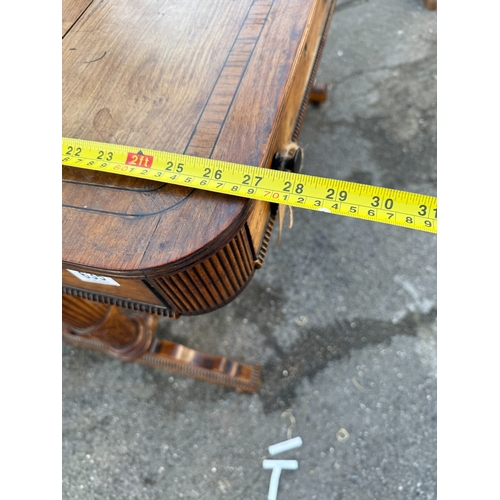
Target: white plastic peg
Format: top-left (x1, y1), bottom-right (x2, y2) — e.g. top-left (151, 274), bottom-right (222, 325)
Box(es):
top-left (268, 436), bottom-right (303, 456)
top-left (263, 460), bottom-right (298, 500)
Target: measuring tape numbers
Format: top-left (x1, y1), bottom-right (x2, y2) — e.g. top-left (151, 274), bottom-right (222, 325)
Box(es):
top-left (62, 138), bottom-right (437, 234)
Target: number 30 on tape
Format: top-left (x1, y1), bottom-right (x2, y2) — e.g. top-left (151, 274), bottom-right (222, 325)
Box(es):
top-left (62, 138), bottom-right (437, 234)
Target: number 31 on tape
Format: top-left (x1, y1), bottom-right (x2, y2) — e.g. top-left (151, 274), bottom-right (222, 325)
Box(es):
top-left (62, 137), bottom-right (437, 234)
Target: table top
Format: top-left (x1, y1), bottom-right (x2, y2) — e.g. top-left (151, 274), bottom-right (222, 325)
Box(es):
top-left (63, 0), bottom-right (334, 275)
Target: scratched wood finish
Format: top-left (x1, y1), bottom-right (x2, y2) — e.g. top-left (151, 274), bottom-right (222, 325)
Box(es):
top-left (62, 0), bottom-right (94, 36)
top-left (63, 0), bottom-right (336, 316)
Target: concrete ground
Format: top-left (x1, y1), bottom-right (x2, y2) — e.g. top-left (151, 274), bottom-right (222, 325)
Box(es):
top-left (62, 1), bottom-right (437, 498)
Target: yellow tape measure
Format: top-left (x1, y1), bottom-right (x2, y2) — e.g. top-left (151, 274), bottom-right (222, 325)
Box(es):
top-left (62, 138), bottom-right (437, 233)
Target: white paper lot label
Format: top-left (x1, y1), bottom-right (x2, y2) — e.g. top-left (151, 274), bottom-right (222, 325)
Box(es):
top-left (67, 269), bottom-right (120, 286)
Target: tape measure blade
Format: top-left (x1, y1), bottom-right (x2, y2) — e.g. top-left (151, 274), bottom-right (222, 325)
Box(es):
top-left (62, 137), bottom-right (437, 234)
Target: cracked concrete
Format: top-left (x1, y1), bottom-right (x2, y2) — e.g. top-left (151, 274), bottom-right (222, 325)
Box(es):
top-left (62, 0), bottom-right (437, 498)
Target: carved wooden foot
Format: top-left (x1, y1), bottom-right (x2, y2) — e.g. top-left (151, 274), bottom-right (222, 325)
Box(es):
top-left (308, 82), bottom-right (328, 105)
top-left (423, 0), bottom-right (436, 10)
top-left (62, 295), bottom-right (261, 393)
top-left (137, 339), bottom-right (261, 393)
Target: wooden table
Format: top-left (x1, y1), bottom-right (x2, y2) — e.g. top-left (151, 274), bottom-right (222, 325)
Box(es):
top-left (62, 0), bottom-right (336, 392)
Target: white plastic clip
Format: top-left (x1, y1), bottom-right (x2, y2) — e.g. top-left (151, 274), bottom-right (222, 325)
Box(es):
top-left (262, 460), bottom-right (298, 500)
top-left (268, 436), bottom-right (303, 456)
top-left (263, 437), bottom-right (303, 500)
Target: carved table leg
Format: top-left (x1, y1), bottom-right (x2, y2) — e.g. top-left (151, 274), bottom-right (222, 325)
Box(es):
top-left (62, 294), bottom-right (261, 393)
top-left (423, 0), bottom-right (436, 10)
top-left (62, 294), bottom-right (156, 359)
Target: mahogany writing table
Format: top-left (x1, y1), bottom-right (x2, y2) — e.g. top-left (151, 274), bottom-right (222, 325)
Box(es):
top-left (62, 0), bottom-right (336, 392)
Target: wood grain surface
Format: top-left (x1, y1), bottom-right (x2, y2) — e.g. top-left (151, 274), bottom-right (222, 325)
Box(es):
top-left (62, 0), bottom-right (336, 314)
